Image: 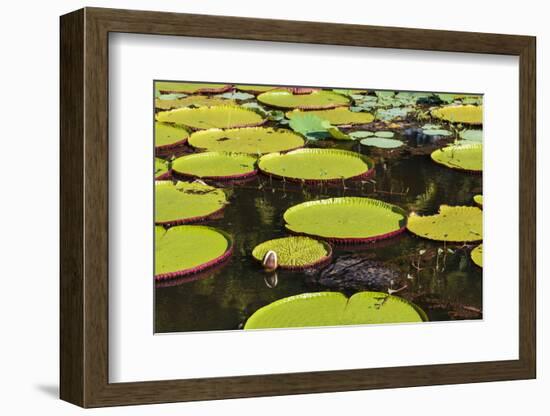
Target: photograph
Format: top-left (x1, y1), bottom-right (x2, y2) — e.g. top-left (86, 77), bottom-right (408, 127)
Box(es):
top-left (153, 81), bottom-right (483, 333)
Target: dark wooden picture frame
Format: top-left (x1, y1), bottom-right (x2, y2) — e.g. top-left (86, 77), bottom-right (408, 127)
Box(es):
top-left (60, 7), bottom-right (536, 408)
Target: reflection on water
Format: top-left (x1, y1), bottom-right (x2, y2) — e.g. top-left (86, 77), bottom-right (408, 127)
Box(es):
top-left (155, 135), bottom-right (482, 333)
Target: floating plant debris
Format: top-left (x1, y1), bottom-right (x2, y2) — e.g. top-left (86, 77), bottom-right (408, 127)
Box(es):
top-left (471, 244), bottom-right (483, 267)
top-left (244, 291), bottom-right (427, 329)
top-left (251, 236), bottom-right (332, 269)
top-left (172, 152), bottom-right (257, 180)
top-left (283, 197), bottom-right (407, 243)
top-left (155, 181), bottom-right (227, 225)
top-left (257, 89), bottom-right (350, 109)
top-left (155, 225), bottom-right (232, 280)
top-left (431, 143), bottom-right (482, 172)
top-left (258, 149), bottom-right (374, 182)
top-left (431, 104), bottom-right (483, 125)
top-left (286, 107), bottom-right (375, 125)
top-left (156, 106), bottom-right (265, 130)
top-left (188, 127), bottom-right (305, 154)
top-left (407, 205), bottom-right (482, 242)
top-left (155, 122), bottom-right (190, 149)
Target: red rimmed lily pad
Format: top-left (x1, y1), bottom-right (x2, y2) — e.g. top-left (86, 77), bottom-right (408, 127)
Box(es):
top-left (156, 82), bottom-right (233, 94)
top-left (251, 236), bottom-right (332, 270)
top-left (155, 225), bottom-right (233, 280)
top-left (172, 152), bottom-right (258, 180)
top-left (155, 122), bottom-right (190, 149)
top-left (258, 149), bottom-right (374, 183)
top-left (283, 197), bottom-right (407, 244)
top-left (155, 181), bottom-right (227, 225)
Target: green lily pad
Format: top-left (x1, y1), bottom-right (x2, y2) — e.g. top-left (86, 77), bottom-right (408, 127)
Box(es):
top-left (157, 93), bottom-right (187, 100)
top-left (156, 106), bottom-right (265, 130)
top-left (257, 89), bottom-right (350, 109)
top-left (431, 143), bottom-right (482, 172)
top-left (155, 157), bottom-right (170, 179)
top-left (155, 225), bottom-right (232, 279)
top-left (376, 107), bottom-right (413, 121)
top-left (288, 114), bottom-right (350, 141)
top-left (471, 244), bottom-right (483, 267)
top-left (252, 236), bottom-right (332, 269)
top-left (473, 194), bottom-right (483, 207)
top-left (349, 131), bottom-right (374, 139)
top-left (155, 82), bottom-right (232, 94)
top-left (360, 137), bottom-right (404, 149)
top-left (172, 152), bottom-right (257, 180)
top-left (459, 129), bottom-right (483, 143)
top-left (155, 181), bottom-right (227, 225)
top-left (284, 197), bottom-right (407, 242)
top-left (407, 205), bottom-right (482, 242)
top-left (258, 149), bottom-right (373, 182)
top-left (422, 128), bottom-right (452, 136)
top-left (287, 108), bottom-right (374, 125)
top-left (244, 291), bottom-right (427, 330)
top-left (374, 131), bottom-right (395, 138)
top-left (188, 127), bottom-right (304, 154)
top-left (235, 84), bottom-right (277, 94)
top-left (216, 91), bottom-right (255, 101)
top-left (155, 95), bottom-right (235, 110)
top-left (431, 104), bottom-right (483, 125)
top-left (155, 122), bottom-right (190, 149)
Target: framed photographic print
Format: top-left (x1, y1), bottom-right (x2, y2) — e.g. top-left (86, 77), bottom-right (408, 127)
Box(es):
top-left (60, 7), bottom-right (536, 408)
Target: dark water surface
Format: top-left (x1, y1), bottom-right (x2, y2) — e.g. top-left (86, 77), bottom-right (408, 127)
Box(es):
top-left (155, 136), bottom-right (482, 333)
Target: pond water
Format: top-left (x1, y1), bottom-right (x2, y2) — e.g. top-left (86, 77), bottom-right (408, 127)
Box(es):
top-left (155, 121), bottom-right (482, 333)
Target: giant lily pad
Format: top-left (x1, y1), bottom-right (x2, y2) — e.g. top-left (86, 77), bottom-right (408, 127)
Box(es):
top-left (155, 95), bottom-right (235, 110)
top-left (155, 181), bottom-right (227, 225)
top-left (257, 90), bottom-right (350, 110)
top-left (156, 106), bottom-right (265, 130)
top-left (155, 122), bottom-right (190, 149)
top-left (252, 236), bottom-right (332, 269)
top-left (172, 152), bottom-right (257, 180)
top-left (156, 82), bottom-right (233, 94)
top-left (188, 127), bottom-right (304, 154)
top-left (407, 205), bottom-right (482, 242)
top-left (288, 114), bottom-right (350, 141)
top-left (155, 157), bottom-right (170, 180)
top-left (258, 149), bottom-right (374, 182)
top-left (155, 225), bottom-right (232, 280)
top-left (287, 108), bottom-right (375, 125)
top-left (431, 104), bottom-right (483, 124)
top-left (471, 244), bottom-right (483, 267)
top-left (360, 137), bottom-right (404, 149)
top-left (431, 143), bottom-right (482, 172)
top-left (235, 84), bottom-right (277, 94)
top-left (244, 291), bottom-right (427, 330)
top-left (284, 197), bottom-right (407, 243)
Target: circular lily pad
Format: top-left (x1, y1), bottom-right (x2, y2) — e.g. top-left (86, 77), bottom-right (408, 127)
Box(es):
top-left (156, 82), bottom-right (233, 94)
top-left (360, 137), bottom-right (404, 149)
top-left (244, 291), bottom-right (427, 330)
top-left (155, 225), bottom-right (233, 280)
top-left (235, 84), bottom-right (277, 94)
top-left (407, 205), bottom-right (482, 242)
top-left (284, 197), bottom-right (407, 243)
top-left (431, 143), bottom-right (482, 172)
top-left (422, 128), bottom-right (452, 137)
top-left (252, 236), bottom-right (332, 270)
top-left (257, 89), bottom-right (350, 110)
top-left (287, 108), bottom-right (375, 125)
top-left (258, 149), bottom-right (374, 182)
top-left (155, 95), bottom-right (235, 110)
top-left (471, 244), bottom-right (483, 267)
top-left (155, 123), bottom-right (190, 149)
top-left (172, 152), bottom-right (257, 180)
top-left (473, 194), bottom-right (483, 207)
top-left (188, 127), bottom-right (305, 154)
top-left (156, 106), bottom-right (265, 130)
top-left (155, 157), bottom-right (170, 180)
top-left (155, 181), bottom-right (227, 225)
top-left (459, 129), bottom-right (483, 143)
top-left (431, 104), bottom-right (483, 124)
